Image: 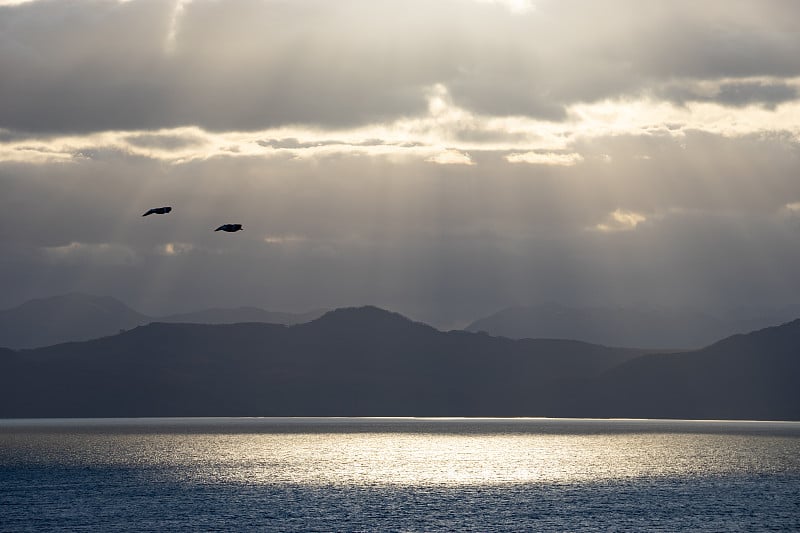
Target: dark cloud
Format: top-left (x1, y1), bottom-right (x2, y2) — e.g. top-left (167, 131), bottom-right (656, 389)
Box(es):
top-left (447, 69), bottom-right (569, 121)
top-left (662, 81), bottom-right (798, 108)
top-left (258, 137), bottom-right (393, 150)
top-left (454, 127), bottom-right (538, 145)
top-left (1, 0), bottom-right (799, 134)
top-left (0, 0), bottom-right (176, 133)
top-left (715, 82), bottom-right (798, 108)
top-left (125, 132), bottom-right (205, 150)
top-left (0, 129), bottom-right (39, 142)
top-left (257, 138), bottom-right (344, 149)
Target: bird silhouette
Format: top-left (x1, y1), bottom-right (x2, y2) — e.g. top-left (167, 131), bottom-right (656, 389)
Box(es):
top-left (142, 206), bottom-right (172, 216)
top-left (215, 224), bottom-right (243, 232)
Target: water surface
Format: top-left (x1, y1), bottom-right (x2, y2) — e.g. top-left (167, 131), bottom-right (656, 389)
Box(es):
top-left (2, 418), bottom-right (799, 531)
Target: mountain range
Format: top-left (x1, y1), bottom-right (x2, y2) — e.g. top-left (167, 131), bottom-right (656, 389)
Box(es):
top-left (1, 306), bottom-right (797, 419)
top-left (0, 293), bottom-right (325, 349)
top-left (3, 294), bottom-right (796, 351)
top-left (466, 303), bottom-right (796, 349)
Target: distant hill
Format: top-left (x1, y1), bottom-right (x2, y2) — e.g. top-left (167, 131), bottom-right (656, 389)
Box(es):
top-left (466, 303), bottom-right (785, 349)
top-left (0, 306), bottom-right (644, 417)
top-left (1, 306), bottom-right (798, 419)
top-left (0, 294), bottom-right (325, 349)
top-left (574, 319), bottom-right (800, 420)
top-left (0, 294), bottom-right (149, 349)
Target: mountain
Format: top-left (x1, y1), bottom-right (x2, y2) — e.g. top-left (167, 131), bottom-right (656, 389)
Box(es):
top-left (466, 303), bottom-right (784, 349)
top-left (2, 306), bottom-right (796, 419)
top-left (159, 307), bottom-right (325, 325)
top-left (0, 293), bottom-right (149, 349)
top-left (575, 318), bottom-right (800, 420)
top-left (0, 294), bottom-right (325, 349)
top-left (0, 306), bottom-right (645, 418)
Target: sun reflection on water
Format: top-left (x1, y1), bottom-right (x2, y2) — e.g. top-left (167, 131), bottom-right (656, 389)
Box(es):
top-left (3, 419), bottom-right (800, 531)
top-left (4, 419), bottom-right (799, 488)
top-left (184, 432), bottom-right (796, 486)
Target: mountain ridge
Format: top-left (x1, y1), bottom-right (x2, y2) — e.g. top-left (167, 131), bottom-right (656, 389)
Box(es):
top-left (466, 303), bottom-right (790, 349)
top-left (1, 305), bottom-right (797, 419)
top-left (0, 293), bottom-right (326, 349)
top-left (0, 306), bottom-right (646, 417)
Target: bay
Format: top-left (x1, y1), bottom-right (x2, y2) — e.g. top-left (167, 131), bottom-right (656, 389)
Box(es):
top-left (2, 418), bottom-right (799, 531)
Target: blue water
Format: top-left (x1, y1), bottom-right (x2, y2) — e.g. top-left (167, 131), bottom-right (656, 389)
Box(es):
top-left (2, 418), bottom-right (799, 531)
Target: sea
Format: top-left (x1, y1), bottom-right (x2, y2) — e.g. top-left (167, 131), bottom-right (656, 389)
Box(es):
top-left (1, 418), bottom-right (799, 532)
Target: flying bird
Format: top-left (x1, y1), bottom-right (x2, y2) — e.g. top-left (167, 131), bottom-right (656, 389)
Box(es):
top-left (142, 206), bottom-right (172, 216)
top-left (215, 224), bottom-right (243, 232)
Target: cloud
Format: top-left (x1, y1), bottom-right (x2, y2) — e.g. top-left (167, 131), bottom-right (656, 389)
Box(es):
top-left (42, 242), bottom-right (138, 266)
top-left (661, 79), bottom-right (799, 109)
top-left (263, 234), bottom-right (306, 245)
top-left (125, 132), bottom-right (206, 150)
top-left (5, 84), bottom-right (798, 167)
top-left (2, 1), bottom-right (800, 324)
top-left (784, 202), bottom-right (800, 215)
top-left (592, 209), bottom-right (647, 232)
top-left (2, 126), bottom-right (800, 322)
top-left (157, 242), bottom-right (194, 256)
top-left (426, 149), bottom-right (475, 165)
top-left (1, 0), bottom-right (800, 135)
top-left (474, 0), bottom-right (534, 14)
top-left (257, 138), bottom-right (343, 150)
top-left (704, 81), bottom-right (798, 109)
top-left (506, 151), bottom-right (583, 166)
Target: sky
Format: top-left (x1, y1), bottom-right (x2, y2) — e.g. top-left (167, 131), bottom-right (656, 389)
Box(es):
top-left (1, 0), bottom-right (799, 327)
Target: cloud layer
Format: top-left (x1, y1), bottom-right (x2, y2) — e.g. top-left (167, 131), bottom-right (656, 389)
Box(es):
top-left (2, 0), bottom-right (800, 134)
top-left (1, 0), bottom-right (799, 325)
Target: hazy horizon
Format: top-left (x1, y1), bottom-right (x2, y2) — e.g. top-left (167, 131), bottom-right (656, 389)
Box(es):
top-left (2, 0), bottom-right (800, 328)
top-left (4, 290), bottom-right (800, 333)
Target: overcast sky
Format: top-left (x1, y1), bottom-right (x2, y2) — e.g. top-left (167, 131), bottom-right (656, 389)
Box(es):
top-left (1, 0), bottom-right (799, 326)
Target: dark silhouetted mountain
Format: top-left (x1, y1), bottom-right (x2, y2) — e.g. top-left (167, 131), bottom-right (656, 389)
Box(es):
top-left (573, 319), bottom-right (800, 420)
top-left (0, 293), bottom-right (149, 349)
top-left (466, 303), bottom-right (786, 349)
top-left (159, 307), bottom-right (326, 325)
top-left (0, 294), bottom-right (326, 349)
top-left (2, 306), bottom-right (796, 419)
top-left (0, 306), bottom-right (645, 418)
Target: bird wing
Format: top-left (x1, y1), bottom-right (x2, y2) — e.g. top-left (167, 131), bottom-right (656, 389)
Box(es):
top-left (142, 208), bottom-right (156, 216)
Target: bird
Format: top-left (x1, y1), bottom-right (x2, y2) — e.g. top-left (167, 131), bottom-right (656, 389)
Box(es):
top-left (215, 224), bottom-right (243, 232)
top-left (142, 206), bottom-right (172, 216)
